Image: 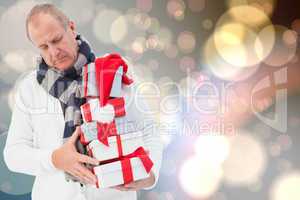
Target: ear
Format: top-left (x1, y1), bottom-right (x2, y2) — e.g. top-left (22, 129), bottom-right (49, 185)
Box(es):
top-left (68, 21), bottom-right (76, 37)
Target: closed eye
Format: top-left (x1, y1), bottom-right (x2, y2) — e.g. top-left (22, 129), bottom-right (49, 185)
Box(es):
top-left (39, 44), bottom-right (48, 50)
top-left (52, 35), bottom-right (63, 44)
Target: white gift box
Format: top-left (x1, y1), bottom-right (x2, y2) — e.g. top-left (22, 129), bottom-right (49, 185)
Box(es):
top-left (82, 63), bottom-right (124, 98)
top-left (79, 121), bottom-right (117, 145)
top-left (80, 98), bottom-right (125, 123)
top-left (80, 98), bottom-right (115, 123)
top-left (80, 121), bottom-right (98, 145)
top-left (82, 62), bottom-right (98, 97)
top-left (87, 130), bottom-right (145, 162)
top-left (92, 155), bottom-right (151, 188)
top-left (79, 117), bottom-right (143, 145)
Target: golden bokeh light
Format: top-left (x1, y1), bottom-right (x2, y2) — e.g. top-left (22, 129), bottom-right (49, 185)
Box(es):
top-left (227, 0), bottom-right (276, 16)
top-left (216, 23), bottom-right (246, 45)
top-left (214, 23), bottom-right (249, 67)
top-left (110, 15), bottom-right (128, 44)
top-left (282, 29), bottom-right (298, 46)
top-left (146, 34), bottom-right (159, 50)
top-left (254, 24), bottom-right (275, 61)
top-left (217, 5), bottom-right (272, 30)
top-left (0, 0), bottom-right (36, 55)
top-left (166, 0), bottom-right (186, 21)
top-left (3, 50), bottom-right (36, 73)
top-left (133, 12), bottom-right (152, 30)
top-left (179, 156), bottom-right (223, 198)
top-left (202, 19), bottom-right (214, 30)
top-left (177, 31), bottom-right (196, 54)
top-left (263, 25), bottom-right (298, 67)
top-left (131, 37), bottom-right (146, 54)
top-left (194, 135), bottom-right (230, 165)
top-left (112, 10), bottom-right (147, 51)
top-left (213, 23), bottom-right (275, 68)
top-left (222, 132), bottom-right (267, 186)
top-left (203, 35), bottom-right (259, 81)
top-left (270, 171), bottom-right (300, 200)
top-left (93, 9), bottom-right (123, 44)
top-left (228, 5), bottom-right (271, 28)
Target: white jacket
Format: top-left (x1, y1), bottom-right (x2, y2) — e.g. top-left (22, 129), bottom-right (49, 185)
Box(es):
top-left (3, 70), bottom-right (163, 200)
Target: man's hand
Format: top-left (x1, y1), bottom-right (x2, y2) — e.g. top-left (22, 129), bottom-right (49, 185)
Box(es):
top-left (113, 171), bottom-right (155, 191)
top-left (51, 127), bottom-right (99, 185)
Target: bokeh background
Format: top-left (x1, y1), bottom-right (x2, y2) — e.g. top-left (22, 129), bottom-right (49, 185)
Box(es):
top-left (1, 0), bottom-right (300, 199)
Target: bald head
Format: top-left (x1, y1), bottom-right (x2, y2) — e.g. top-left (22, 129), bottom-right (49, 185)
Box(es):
top-left (26, 3), bottom-right (69, 41)
top-left (26, 3), bottom-right (78, 71)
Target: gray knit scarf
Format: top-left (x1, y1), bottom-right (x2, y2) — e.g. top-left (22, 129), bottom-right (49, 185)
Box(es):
top-left (36, 34), bottom-right (95, 138)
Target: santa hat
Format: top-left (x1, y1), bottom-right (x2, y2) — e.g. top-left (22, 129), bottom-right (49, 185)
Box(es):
top-left (94, 53), bottom-right (133, 107)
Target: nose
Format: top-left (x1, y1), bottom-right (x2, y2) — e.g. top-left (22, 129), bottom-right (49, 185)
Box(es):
top-left (48, 44), bottom-right (60, 58)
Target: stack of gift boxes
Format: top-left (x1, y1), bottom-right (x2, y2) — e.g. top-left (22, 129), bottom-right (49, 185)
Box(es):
top-left (78, 54), bottom-right (153, 188)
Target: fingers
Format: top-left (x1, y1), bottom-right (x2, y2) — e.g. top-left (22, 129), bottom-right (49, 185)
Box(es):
top-left (124, 181), bottom-right (139, 188)
top-left (112, 181), bottom-right (141, 191)
top-left (112, 185), bottom-right (131, 191)
top-left (69, 169), bottom-right (90, 184)
top-left (77, 153), bottom-right (99, 165)
top-left (117, 174), bottom-right (155, 191)
top-left (74, 163), bottom-right (97, 185)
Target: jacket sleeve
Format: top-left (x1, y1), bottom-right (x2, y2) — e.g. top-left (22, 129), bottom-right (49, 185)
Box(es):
top-left (3, 78), bottom-right (59, 176)
top-left (124, 85), bottom-right (164, 190)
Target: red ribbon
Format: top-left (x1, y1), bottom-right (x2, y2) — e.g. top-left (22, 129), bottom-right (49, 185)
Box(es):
top-left (81, 103), bottom-right (92, 122)
top-left (83, 64), bottom-right (88, 97)
top-left (91, 167), bottom-right (100, 188)
top-left (79, 127), bottom-right (88, 145)
top-left (116, 135), bottom-right (123, 158)
top-left (95, 147), bottom-right (153, 187)
top-left (120, 147), bottom-right (153, 184)
top-left (107, 97), bottom-right (126, 117)
top-left (92, 134), bottom-right (122, 162)
top-left (96, 121), bottom-right (117, 146)
top-left (121, 158), bottom-right (133, 184)
top-left (81, 97), bottom-right (125, 123)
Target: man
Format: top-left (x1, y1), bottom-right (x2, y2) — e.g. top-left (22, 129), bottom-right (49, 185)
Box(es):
top-left (3, 3), bottom-right (163, 200)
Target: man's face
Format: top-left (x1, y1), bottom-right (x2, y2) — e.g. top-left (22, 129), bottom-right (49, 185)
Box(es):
top-left (28, 13), bottom-right (78, 71)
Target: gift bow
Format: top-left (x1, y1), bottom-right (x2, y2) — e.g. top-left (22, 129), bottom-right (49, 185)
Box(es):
top-left (95, 147), bottom-right (153, 188)
top-left (117, 146), bottom-right (153, 185)
top-left (122, 146), bottom-right (153, 172)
